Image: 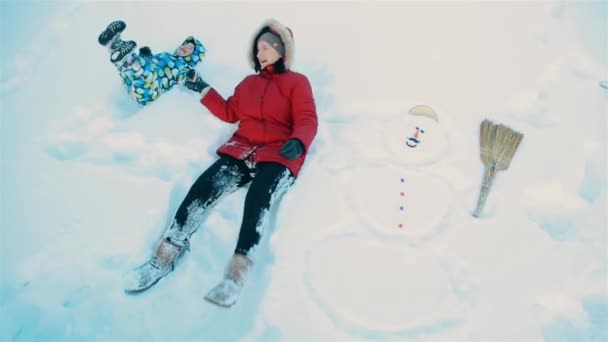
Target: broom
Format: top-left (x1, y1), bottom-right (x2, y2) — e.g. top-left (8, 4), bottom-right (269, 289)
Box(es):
top-left (472, 119), bottom-right (524, 218)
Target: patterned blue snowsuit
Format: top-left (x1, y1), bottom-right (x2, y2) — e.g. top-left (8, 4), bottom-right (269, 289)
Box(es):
top-left (116, 36), bottom-right (206, 105)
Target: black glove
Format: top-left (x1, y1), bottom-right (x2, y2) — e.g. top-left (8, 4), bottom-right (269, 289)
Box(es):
top-left (279, 139), bottom-right (305, 160)
top-left (184, 69), bottom-right (209, 93)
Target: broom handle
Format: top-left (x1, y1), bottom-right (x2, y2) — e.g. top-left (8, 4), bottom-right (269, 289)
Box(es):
top-left (473, 164), bottom-right (497, 218)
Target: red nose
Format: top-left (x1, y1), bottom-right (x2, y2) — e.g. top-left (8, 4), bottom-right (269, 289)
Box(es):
top-left (413, 130), bottom-right (419, 138)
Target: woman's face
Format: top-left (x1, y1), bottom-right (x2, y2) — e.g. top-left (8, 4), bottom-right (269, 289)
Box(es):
top-left (177, 42), bottom-right (195, 57)
top-left (256, 40), bottom-right (281, 69)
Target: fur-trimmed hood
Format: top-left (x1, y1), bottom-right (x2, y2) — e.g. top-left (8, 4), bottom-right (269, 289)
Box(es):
top-left (249, 19), bottom-right (295, 71)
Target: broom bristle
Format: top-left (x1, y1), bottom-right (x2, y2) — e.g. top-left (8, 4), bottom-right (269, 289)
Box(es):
top-left (493, 124), bottom-right (524, 171)
top-left (474, 119), bottom-right (524, 217)
top-left (479, 119), bottom-right (496, 166)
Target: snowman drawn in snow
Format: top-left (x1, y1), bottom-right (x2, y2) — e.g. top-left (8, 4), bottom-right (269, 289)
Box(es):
top-left (304, 105), bottom-right (472, 337)
top-left (351, 105), bottom-right (454, 240)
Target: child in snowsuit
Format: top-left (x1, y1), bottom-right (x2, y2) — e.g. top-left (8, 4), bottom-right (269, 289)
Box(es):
top-left (98, 20), bottom-right (206, 105)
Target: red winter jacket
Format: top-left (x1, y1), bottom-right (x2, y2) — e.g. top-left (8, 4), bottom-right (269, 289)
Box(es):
top-left (201, 64), bottom-right (317, 177)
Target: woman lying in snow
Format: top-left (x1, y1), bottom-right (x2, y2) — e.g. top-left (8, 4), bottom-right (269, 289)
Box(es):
top-left (124, 18), bottom-right (318, 308)
top-left (98, 20), bottom-right (206, 105)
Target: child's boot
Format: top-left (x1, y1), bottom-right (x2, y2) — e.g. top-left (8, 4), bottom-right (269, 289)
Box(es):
top-left (110, 40), bottom-right (137, 64)
top-left (98, 20), bottom-right (126, 46)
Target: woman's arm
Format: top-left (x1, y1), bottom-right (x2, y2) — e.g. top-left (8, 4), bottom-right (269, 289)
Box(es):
top-left (289, 75), bottom-right (318, 151)
top-left (200, 81), bottom-right (245, 124)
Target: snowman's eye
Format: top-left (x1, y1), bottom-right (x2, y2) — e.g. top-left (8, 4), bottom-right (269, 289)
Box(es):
top-left (421, 130), bottom-right (425, 134)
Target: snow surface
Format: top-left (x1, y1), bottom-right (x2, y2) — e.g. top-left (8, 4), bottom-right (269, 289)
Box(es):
top-left (1, 1), bottom-right (607, 341)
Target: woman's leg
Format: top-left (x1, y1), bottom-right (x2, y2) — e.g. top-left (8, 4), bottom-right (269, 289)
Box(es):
top-left (203, 162), bottom-right (294, 305)
top-left (126, 155), bottom-right (254, 293)
top-left (234, 162), bottom-right (295, 258)
top-left (155, 155), bottom-right (252, 267)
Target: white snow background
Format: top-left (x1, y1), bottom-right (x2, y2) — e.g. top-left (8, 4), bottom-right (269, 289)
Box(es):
top-left (1, 1), bottom-right (607, 341)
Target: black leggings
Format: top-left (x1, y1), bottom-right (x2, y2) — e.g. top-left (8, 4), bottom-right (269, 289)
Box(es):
top-left (171, 155), bottom-right (294, 257)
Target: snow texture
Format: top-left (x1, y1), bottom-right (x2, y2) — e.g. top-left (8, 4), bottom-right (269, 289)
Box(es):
top-left (1, 1), bottom-right (606, 341)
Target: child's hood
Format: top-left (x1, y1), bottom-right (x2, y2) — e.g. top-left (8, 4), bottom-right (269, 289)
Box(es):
top-left (176, 36), bottom-right (206, 67)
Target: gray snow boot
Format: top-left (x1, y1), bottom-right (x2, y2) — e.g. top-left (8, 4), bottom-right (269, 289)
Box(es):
top-left (204, 253), bottom-right (253, 307)
top-left (124, 236), bottom-right (187, 293)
